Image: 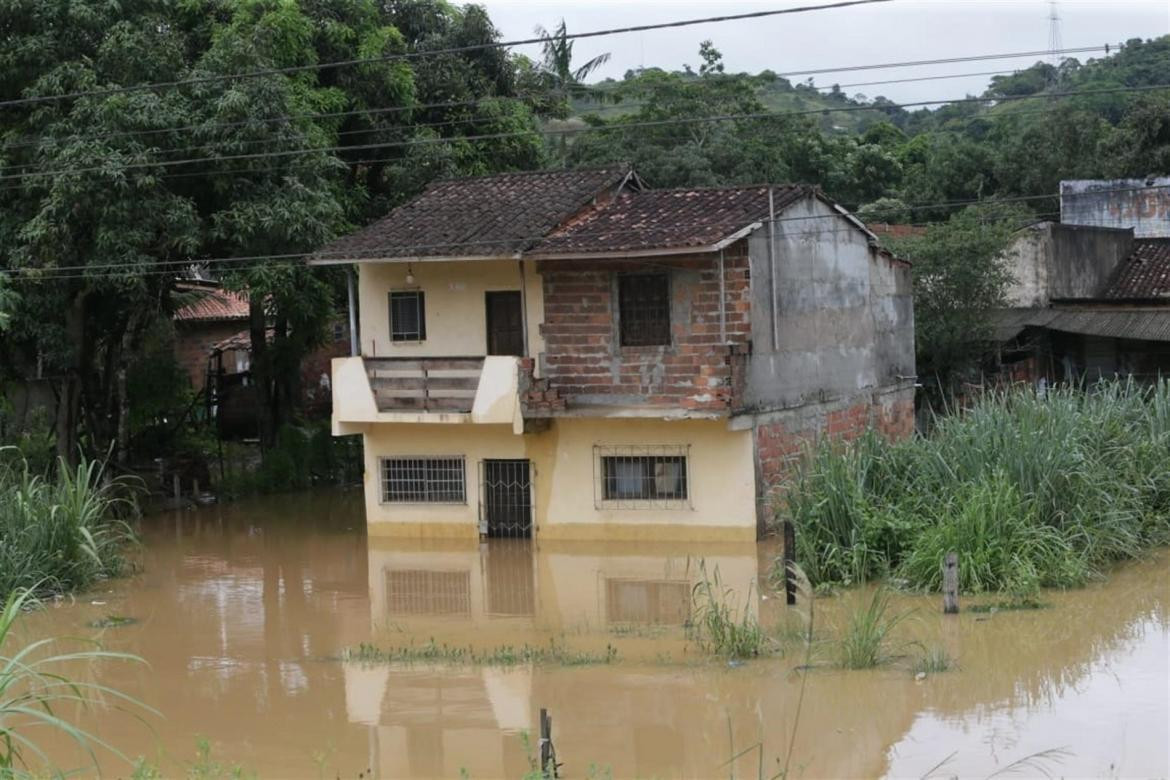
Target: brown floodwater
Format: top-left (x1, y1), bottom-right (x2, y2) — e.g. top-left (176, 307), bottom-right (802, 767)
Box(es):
top-left (15, 490), bottom-right (1169, 779)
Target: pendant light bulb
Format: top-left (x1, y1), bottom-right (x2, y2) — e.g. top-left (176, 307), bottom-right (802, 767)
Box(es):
top-left (405, 264), bottom-right (415, 285)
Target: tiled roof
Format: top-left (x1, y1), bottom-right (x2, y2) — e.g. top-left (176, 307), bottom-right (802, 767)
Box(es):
top-left (312, 167), bottom-right (632, 261)
top-left (531, 185), bottom-right (808, 256)
top-left (1105, 240), bottom-right (1170, 299)
top-left (174, 286), bottom-right (250, 322)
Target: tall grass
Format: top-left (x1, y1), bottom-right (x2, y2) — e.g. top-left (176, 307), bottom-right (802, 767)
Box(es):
top-left (783, 381), bottom-right (1170, 593)
top-left (1, 587), bottom-right (151, 776)
top-left (835, 588), bottom-right (912, 669)
top-left (688, 561), bottom-right (770, 659)
top-left (0, 451), bottom-right (139, 597)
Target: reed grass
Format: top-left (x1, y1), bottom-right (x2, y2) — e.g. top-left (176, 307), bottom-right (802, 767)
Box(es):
top-left (0, 451), bottom-right (139, 598)
top-left (688, 561), bottom-right (771, 659)
top-left (782, 381), bottom-right (1170, 593)
top-left (835, 587), bottom-right (912, 669)
top-left (911, 645), bottom-right (954, 675)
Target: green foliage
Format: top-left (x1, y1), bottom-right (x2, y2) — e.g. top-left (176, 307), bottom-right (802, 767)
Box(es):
top-left (1, 587), bottom-right (150, 776)
top-left (783, 381), bottom-right (1170, 594)
top-left (0, 451), bottom-right (139, 598)
top-left (688, 560), bottom-right (770, 659)
top-left (886, 203), bottom-right (1029, 393)
top-left (911, 645), bottom-right (954, 675)
top-left (834, 588), bottom-right (911, 669)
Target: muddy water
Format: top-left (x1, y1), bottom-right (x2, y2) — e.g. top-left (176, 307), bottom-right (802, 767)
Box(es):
top-left (18, 490), bottom-right (1169, 779)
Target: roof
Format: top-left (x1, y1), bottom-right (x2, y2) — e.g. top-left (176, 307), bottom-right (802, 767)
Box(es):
top-left (530, 185), bottom-right (808, 257)
top-left (174, 285), bottom-right (249, 322)
top-left (1104, 239), bottom-right (1170, 299)
top-left (310, 166), bottom-right (634, 263)
top-left (991, 305), bottom-right (1170, 343)
top-left (868, 223), bottom-right (927, 240)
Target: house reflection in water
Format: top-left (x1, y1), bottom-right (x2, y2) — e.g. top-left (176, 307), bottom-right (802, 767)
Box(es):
top-left (346, 539), bottom-right (761, 779)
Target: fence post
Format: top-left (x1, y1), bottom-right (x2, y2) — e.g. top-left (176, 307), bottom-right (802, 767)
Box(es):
top-left (942, 552), bottom-right (960, 614)
top-left (783, 520), bottom-right (797, 605)
top-left (539, 707), bottom-right (557, 777)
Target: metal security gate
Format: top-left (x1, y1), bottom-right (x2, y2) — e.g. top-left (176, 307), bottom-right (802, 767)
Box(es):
top-left (480, 459), bottom-right (532, 538)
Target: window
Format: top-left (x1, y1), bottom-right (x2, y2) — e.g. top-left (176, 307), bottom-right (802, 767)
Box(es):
top-left (595, 445), bottom-right (690, 507)
top-left (389, 291), bottom-right (425, 342)
top-left (619, 274), bottom-right (670, 346)
top-left (380, 457), bottom-right (465, 503)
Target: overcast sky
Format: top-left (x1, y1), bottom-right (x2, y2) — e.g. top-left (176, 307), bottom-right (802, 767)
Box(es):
top-left (481, 0), bottom-right (1170, 103)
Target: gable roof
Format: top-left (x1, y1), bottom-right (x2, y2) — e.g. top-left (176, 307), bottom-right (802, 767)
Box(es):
top-left (529, 185), bottom-right (809, 257)
top-left (1104, 239), bottom-right (1170, 299)
top-left (174, 284), bottom-right (249, 322)
top-left (311, 166), bottom-right (634, 263)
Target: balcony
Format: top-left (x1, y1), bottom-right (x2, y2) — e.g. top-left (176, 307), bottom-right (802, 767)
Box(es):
top-left (331, 355), bottom-right (523, 433)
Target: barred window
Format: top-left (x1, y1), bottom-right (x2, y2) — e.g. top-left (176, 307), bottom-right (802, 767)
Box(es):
top-left (595, 445), bottom-right (690, 507)
top-left (389, 291), bottom-right (425, 342)
top-left (619, 274), bottom-right (670, 346)
top-left (380, 457), bottom-right (465, 503)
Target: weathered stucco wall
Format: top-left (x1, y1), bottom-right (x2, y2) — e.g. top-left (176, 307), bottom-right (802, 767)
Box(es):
top-left (357, 417), bottom-right (756, 541)
top-left (358, 260), bottom-right (544, 359)
top-left (742, 196), bottom-right (915, 411)
top-left (537, 248), bottom-right (751, 410)
top-left (1062, 178), bottom-right (1170, 238)
top-left (1003, 222), bottom-right (1134, 304)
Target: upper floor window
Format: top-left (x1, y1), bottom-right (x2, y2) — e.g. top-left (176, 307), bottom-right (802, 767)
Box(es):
top-left (619, 273), bottom-right (670, 346)
top-left (390, 290), bottom-right (425, 342)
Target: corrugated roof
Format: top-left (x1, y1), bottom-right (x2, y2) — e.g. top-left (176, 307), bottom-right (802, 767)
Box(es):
top-left (310, 166), bottom-right (633, 262)
top-left (991, 305), bottom-right (1170, 342)
top-left (174, 286), bottom-right (250, 322)
top-left (1104, 239), bottom-right (1170, 298)
top-left (530, 185), bottom-right (808, 256)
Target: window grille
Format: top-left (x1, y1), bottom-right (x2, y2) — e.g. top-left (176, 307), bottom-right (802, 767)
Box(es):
top-left (618, 274), bottom-right (670, 346)
top-left (389, 290), bottom-right (426, 341)
top-left (594, 445), bottom-right (691, 508)
top-left (380, 457), bottom-right (465, 503)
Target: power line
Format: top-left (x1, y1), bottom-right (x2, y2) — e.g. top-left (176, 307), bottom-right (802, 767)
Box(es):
top-left (0, 0), bottom-right (895, 110)
top-left (3, 81), bottom-right (1166, 185)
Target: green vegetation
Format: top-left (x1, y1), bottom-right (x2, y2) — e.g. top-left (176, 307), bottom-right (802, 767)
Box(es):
top-left (783, 381), bottom-right (1170, 593)
top-left (688, 561), bottom-right (771, 659)
top-left (0, 452), bottom-right (138, 598)
top-left (834, 588), bottom-right (912, 670)
top-left (911, 645), bottom-right (955, 676)
top-left (343, 639), bottom-right (618, 667)
top-left (1, 588), bottom-right (150, 776)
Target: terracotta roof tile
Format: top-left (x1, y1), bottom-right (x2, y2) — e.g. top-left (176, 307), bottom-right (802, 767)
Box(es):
top-left (174, 286), bottom-right (250, 322)
top-left (531, 185), bottom-right (808, 255)
top-left (312, 166), bottom-right (632, 261)
top-left (1105, 240), bottom-right (1170, 298)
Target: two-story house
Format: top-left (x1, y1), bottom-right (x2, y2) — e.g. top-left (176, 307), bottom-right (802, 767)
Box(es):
top-left (310, 166), bottom-right (915, 541)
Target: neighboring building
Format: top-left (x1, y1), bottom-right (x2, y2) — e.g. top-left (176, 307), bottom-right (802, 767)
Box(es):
top-left (991, 177), bottom-right (1170, 384)
top-left (311, 167), bottom-right (916, 541)
top-left (172, 282), bottom-right (250, 389)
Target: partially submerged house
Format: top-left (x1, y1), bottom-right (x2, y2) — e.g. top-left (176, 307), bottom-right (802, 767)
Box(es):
top-left (991, 178), bottom-right (1170, 384)
top-left (311, 167), bottom-right (915, 541)
top-left (173, 282), bottom-right (251, 389)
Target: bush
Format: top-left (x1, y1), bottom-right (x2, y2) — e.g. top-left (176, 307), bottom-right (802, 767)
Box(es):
top-left (781, 380), bottom-right (1170, 594)
top-left (0, 452), bottom-right (139, 597)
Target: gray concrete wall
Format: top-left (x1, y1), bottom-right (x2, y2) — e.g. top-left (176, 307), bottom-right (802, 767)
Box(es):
top-left (1003, 222), bottom-right (1133, 305)
top-left (742, 196), bottom-right (915, 412)
top-left (1061, 178), bottom-right (1170, 238)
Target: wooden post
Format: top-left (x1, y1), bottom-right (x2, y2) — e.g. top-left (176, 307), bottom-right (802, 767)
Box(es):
top-left (539, 707), bottom-right (556, 777)
top-left (172, 473), bottom-right (181, 503)
top-left (942, 552), bottom-right (960, 614)
top-left (783, 520), bottom-right (796, 605)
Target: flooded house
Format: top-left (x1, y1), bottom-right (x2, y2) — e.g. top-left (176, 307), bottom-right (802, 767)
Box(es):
top-left (310, 167), bottom-right (915, 541)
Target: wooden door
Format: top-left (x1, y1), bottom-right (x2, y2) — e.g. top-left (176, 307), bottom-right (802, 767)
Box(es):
top-left (485, 291), bottom-right (524, 356)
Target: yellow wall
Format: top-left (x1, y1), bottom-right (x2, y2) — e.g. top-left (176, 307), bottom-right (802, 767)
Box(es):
top-left (358, 260), bottom-right (545, 362)
top-left (357, 417), bottom-right (757, 541)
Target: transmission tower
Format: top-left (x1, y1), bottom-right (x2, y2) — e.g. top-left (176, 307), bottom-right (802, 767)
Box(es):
top-left (1047, 1), bottom-right (1063, 67)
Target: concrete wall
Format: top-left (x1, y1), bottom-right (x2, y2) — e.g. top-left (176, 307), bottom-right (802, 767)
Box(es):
top-left (537, 247), bottom-right (751, 411)
top-left (358, 259), bottom-right (544, 361)
top-left (742, 196), bottom-right (915, 411)
top-left (1062, 178), bottom-right (1170, 238)
top-left (1003, 222), bottom-right (1134, 305)
top-left (356, 417), bottom-right (756, 541)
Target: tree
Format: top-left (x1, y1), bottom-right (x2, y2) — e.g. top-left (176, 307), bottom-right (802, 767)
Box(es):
top-left (534, 19), bottom-right (611, 114)
top-left (886, 204), bottom-right (1032, 397)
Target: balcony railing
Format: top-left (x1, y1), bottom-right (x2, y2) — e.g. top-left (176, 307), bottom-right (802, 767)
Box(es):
top-left (365, 357), bottom-right (485, 413)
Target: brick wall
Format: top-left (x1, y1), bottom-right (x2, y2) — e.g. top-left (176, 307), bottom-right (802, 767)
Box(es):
top-left (174, 321), bottom-right (244, 389)
top-left (538, 243), bottom-right (751, 410)
top-left (753, 385), bottom-right (916, 509)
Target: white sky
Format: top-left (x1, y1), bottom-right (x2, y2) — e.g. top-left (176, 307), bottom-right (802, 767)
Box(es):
top-left (481, 0), bottom-right (1170, 103)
